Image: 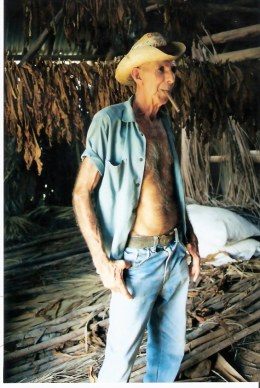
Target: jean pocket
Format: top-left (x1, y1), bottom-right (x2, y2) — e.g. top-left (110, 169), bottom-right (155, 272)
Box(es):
top-left (124, 247), bottom-right (151, 268)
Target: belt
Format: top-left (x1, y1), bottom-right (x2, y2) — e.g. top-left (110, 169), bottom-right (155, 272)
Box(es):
top-left (127, 228), bottom-right (177, 249)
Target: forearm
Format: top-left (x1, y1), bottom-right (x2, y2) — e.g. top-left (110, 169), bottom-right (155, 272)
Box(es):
top-left (185, 210), bottom-right (199, 255)
top-left (73, 191), bottom-right (108, 271)
top-left (73, 157), bottom-right (132, 298)
top-left (185, 209), bottom-right (201, 282)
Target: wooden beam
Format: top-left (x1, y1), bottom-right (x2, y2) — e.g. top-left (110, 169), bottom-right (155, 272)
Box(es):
top-left (210, 47), bottom-right (260, 63)
top-left (19, 8), bottom-right (64, 66)
top-left (201, 24), bottom-right (260, 45)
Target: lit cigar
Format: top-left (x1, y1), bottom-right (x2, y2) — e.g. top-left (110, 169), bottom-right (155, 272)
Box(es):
top-left (164, 90), bottom-right (180, 113)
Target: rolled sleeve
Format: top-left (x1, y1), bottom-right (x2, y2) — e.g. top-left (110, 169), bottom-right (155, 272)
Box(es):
top-left (81, 111), bottom-right (110, 176)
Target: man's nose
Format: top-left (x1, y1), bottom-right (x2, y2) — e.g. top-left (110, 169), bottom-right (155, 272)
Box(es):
top-left (166, 70), bottom-right (175, 84)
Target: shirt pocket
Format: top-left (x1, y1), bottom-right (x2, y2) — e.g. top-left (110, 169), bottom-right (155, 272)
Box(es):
top-left (103, 159), bottom-right (125, 192)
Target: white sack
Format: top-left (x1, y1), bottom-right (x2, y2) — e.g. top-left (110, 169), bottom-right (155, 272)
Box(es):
top-left (187, 204), bottom-right (260, 263)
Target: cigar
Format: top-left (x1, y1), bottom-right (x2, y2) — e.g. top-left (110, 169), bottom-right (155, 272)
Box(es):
top-left (164, 90), bottom-right (180, 113)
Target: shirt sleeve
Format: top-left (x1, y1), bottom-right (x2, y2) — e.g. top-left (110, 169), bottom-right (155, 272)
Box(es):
top-left (81, 111), bottom-right (110, 176)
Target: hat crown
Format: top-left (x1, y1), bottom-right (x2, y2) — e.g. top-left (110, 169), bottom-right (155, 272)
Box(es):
top-left (130, 32), bottom-right (167, 51)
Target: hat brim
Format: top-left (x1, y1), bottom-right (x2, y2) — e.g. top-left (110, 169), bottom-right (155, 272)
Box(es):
top-left (115, 42), bottom-right (186, 86)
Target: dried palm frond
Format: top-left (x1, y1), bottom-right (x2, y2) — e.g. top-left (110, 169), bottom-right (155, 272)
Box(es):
top-left (181, 124), bottom-right (211, 203)
top-left (216, 119), bottom-right (260, 212)
top-left (5, 206), bottom-right (76, 244)
top-left (4, 57), bottom-right (257, 176)
top-left (4, 215), bottom-right (43, 243)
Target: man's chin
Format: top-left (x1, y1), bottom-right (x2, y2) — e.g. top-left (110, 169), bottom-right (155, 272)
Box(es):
top-left (159, 94), bottom-right (169, 104)
top-left (160, 90), bottom-right (171, 102)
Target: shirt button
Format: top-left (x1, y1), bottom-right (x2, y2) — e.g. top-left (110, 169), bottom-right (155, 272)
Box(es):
top-left (139, 157), bottom-right (143, 162)
top-left (136, 182), bottom-right (140, 187)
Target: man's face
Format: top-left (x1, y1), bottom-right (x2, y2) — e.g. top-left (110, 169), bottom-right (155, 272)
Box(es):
top-left (138, 60), bottom-right (177, 105)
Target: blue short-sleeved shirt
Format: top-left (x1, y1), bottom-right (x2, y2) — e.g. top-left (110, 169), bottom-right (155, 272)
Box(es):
top-left (82, 96), bottom-right (187, 259)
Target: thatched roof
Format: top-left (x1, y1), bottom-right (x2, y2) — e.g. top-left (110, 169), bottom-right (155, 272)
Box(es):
top-left (4, 0), bottom-right (260, 61)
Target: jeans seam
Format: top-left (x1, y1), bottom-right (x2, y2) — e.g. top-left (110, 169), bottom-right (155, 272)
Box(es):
top-left (156, 326), bottom-right (163, 382)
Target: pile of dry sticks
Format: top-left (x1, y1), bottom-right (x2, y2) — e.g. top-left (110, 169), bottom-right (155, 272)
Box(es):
top-left (4, 227), bottom-right (260, 383)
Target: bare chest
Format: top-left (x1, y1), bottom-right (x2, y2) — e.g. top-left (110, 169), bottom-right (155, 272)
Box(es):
top-left (138, 119), bottom-right (173, 175)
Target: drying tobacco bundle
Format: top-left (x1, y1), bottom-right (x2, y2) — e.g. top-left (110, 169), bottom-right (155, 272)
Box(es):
top-left (63, 0), bottom-right (147, 55)
top-left (4, 58), bottom-right (258, 176)
top-left (172, 58), bottom-right (257, 143)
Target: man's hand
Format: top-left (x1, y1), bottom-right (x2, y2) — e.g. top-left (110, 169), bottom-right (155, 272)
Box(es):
top-left (97, 259), bottom-right (133, 300)
top-left (186, 242), bottom-right (200, 283)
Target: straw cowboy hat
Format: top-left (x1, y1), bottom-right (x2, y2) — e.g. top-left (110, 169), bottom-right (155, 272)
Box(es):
top-left (115, 32), bottom-right (186, 86)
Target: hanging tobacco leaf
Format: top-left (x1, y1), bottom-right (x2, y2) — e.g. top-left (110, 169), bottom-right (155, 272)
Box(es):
top-left (4, 57), bottom-right (258, 175)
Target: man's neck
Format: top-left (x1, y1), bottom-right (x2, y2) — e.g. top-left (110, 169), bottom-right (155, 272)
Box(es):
top-left (133, 92), bottom-right (161, 120)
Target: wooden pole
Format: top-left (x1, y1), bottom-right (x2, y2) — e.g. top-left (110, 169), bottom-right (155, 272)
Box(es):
top-left (210, 47), bottom-right (260, 63)
top-left (19, 8), bottom-right (64, 66)
top-left (209, 151), bottom-right (260, 163)
top-left (201, 24), bottom-right (260, 45)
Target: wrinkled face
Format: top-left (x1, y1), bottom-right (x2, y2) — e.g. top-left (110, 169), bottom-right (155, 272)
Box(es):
top-left (138, 60), bottom-right (177, 104)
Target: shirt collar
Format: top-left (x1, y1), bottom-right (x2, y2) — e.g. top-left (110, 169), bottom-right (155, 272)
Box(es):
top-left (121, 96), bottom-right (136, 122)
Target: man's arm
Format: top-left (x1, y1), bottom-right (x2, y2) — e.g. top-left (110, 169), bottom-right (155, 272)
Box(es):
top-left (73, 157), bottom-right (132, 299)
top-left (185, 210), bottom-right (200, 282)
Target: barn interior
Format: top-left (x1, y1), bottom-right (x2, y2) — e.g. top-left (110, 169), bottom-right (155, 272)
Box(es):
top-left (3, 0), bottom-right (260, 383)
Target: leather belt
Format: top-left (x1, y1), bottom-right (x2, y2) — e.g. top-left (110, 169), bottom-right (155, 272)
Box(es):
top-left (127, 229), bottom-right (176, 249)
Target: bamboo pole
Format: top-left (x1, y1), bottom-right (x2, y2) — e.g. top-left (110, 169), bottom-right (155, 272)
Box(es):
top-left (201, 24), bottom-right (260, 45)
top-left (185, 309), bottom-right (260, 353)
top-left (5, 304), bottom-right (100, 344)
top-left (5, 351), bottom-right (101, 382)
top-left (186, 289), bottom-right (260, 341)
top-left (186, 322), bottom-right (219, 341)
top-left (210, 288), bottom-right (260, 316)
top-left (180, 321), bottom-right (260, 372)
top-left (202, 282), bottom-right (259, 310)
top-left (5, 328), bottom-right (85, 362)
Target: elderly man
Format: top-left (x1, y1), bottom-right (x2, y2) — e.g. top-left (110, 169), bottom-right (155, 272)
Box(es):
top-left (73, 32), bottom-right (200, 383)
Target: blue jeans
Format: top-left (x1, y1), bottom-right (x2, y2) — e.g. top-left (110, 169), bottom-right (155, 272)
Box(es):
top-left (97, 240), bottom-right (189, 382)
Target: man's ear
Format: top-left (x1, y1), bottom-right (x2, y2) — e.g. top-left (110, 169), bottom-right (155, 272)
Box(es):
top-left (131, 67), bottom-right (142, 84)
